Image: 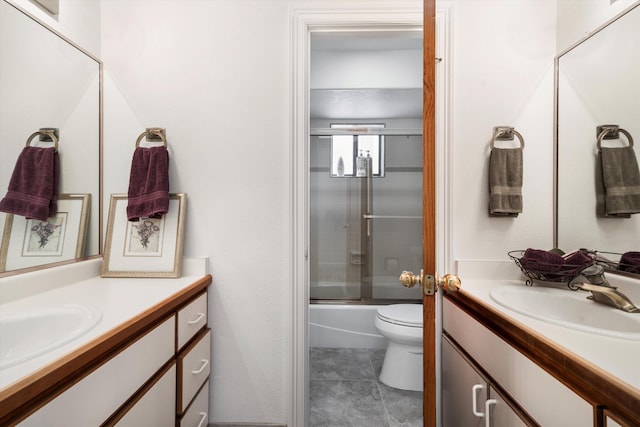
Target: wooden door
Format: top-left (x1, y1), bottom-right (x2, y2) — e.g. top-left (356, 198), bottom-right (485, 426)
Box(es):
top-left (423, 0), bottom-right (437, 424)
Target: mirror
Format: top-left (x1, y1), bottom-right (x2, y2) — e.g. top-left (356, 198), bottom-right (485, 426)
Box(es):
top-left (0, 0), bottom-right (101, 275)
top-left (556, 4), bottom-right (640, 275)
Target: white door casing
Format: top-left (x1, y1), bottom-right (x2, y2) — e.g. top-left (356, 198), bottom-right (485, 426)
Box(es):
top-left (289, 2), bottom-right (451, 425)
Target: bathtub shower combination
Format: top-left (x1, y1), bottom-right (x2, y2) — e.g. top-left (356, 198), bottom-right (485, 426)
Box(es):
top-left (308, 127), bottom-right (426, 391)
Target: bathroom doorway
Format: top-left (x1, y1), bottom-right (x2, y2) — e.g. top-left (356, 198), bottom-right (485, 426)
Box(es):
top-left (289, 3), bottom-right (449, 425)
top-left (308, 30), bottom-right (425, 426)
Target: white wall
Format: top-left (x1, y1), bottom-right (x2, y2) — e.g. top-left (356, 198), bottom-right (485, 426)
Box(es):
top-left (446, 0), bottom-right (557, 264)
top-left (6, 0), bottom-right (101, 57)
top-left (100, 0), bottom-right (290, 423)
top-left (556, 0), bottom-right (638, 53)
top-left (311, 49), bottom-right (422, 89)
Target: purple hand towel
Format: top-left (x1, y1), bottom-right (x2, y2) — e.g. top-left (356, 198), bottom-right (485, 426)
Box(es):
top-left (127, 146), bottom-right (169, 221)
top-left (619, 251), bottom-right (640, 274)
top-left (520, 248), bottom-right (564, 272)
top-left (0, 146), bottom-right (59, 221)
top-left (562, 250), bottom-right (593, 268)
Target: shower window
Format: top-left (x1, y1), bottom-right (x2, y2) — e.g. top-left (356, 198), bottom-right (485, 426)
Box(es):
top-left (330, 123), bottom-right (385, 177)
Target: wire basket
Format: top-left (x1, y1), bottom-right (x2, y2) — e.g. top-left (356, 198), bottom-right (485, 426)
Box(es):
top-left (592, 251), bottom-right (640, 275)
top-left (508, 250), bottom-right (594, 288)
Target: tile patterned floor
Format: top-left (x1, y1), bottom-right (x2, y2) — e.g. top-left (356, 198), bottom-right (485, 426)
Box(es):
top-left (309, 348), bottom-right (423, 427)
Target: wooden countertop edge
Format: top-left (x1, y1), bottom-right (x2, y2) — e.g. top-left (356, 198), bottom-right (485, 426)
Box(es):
top-left (0, 274), bottom-right (212, 425)
top-left (445, 289), bottom-right (640, 426)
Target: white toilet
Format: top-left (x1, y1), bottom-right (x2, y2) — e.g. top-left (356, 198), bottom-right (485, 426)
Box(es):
top-left (374, 304), bottom-right (423, 391)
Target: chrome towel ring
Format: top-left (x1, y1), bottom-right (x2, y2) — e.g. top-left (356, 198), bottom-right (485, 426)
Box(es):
top-left (135, 128), bottom-right (167, 148)
top-left (597, 125), bottom-right (634, 149)
top-left (25, 129), bottom-right (58, 152)
top-left (491, 126), bottom-right (524, 150)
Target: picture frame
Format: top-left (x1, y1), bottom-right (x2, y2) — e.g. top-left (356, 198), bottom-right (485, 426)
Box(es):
top-left (0, 194), bottom-right (91, 272)
top-left (101, 193), bottom-right (186, 278)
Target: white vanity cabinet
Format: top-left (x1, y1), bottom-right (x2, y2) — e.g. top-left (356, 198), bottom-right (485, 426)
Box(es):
top-left (442, 337), bottom-right (528, 427)
top-left (443, 298), bottom-right (594, 427)
top-left (1, 276), bottom-right (212, 427)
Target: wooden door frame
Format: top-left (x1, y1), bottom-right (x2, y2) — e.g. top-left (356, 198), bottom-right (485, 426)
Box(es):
top-left (423, 0), bottom-right (437, 424)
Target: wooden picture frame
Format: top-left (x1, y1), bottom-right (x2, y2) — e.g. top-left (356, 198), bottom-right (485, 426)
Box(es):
top-left (101, 193), bottom-right (186, 278)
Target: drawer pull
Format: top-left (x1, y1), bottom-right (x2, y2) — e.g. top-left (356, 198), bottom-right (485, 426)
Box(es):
top-left (196, 411), bottom-right (208, 427)
top-left (485, 399), bottom-right (497, 427)
top-left (188, 312), bottom-right (205, 325)
top-left (472, 384), bottom-right (485, 417)
top-left (192, 359), bottom-right (209, 375)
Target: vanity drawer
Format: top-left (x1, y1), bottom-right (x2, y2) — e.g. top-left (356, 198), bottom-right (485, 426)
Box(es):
top-left (177, 292), bottom-right (208, 350)
top-left (177, 328), bottom-right (211, 415)
top-left (179, 380), bottom-right (209, 427)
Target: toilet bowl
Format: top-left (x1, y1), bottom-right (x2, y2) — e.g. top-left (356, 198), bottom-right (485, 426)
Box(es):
top-left (374, 304), bottom-right (423, 391)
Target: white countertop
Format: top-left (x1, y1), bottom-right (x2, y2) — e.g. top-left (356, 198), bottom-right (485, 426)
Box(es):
top-left (0, 258), bottom-right (209, 392)
top-left (459, 277), bottom-right (640, 394)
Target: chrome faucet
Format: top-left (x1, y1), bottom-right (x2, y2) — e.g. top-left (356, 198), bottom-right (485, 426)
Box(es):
top-left (575, 265), bottom-right (640, 313)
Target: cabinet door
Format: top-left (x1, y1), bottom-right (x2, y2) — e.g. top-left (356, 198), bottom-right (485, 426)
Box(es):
top-left (487, 386), bottom-right (528, 427)
top-left (115, 364), bottom-right (176, 427)
top-left (442, 337), bottom-right (486, 427)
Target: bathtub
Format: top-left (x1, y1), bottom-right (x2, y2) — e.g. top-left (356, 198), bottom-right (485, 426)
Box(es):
top-left (310, 278), bottom-right (422, 300)
top-left (309, 281), bottom-right (361, 299)
top-left (309, 304), bottom-right (387, 349)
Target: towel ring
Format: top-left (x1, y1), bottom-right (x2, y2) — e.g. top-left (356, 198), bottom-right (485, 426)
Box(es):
top-left (597, 127), bottom-right (634, 149)
top-left (135, 129), bottom-right (167, 148)
top-left (25, 130), bottom-right (58, 152)
top-left (490, 128), bottom-right (524, 150)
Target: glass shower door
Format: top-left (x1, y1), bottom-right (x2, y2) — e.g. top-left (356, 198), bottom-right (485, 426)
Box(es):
top-left (309, 128), bottom-right (423, 302)
top-left (363, 133), bottom-right (424, 301)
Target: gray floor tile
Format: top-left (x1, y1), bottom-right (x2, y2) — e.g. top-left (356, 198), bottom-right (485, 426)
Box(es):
top-left (309, 347), bottom-right (423, 427)
top-left (377, 381), bottom-right (423, 427)
top-left (368, 348), bottom-right (386, 377)
top-left (309, 379), bottom-right (389, 427)
top-left (310, 347), bottom-right (376, 380)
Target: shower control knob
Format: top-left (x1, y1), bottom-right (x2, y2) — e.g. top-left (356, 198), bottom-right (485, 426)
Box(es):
top-left (399, 270), bottom-right (424, 289)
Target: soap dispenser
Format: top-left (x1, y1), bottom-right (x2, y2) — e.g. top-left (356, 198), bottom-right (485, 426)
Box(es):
top-left (356, 150), bottom-right (366, 177)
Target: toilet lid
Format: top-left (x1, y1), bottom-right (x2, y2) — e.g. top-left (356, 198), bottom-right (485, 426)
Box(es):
top-left (377, 304), bottom-right (423, 327)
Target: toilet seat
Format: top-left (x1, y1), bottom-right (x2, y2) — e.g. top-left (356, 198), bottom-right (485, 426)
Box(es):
top-left (376, 304), bottom-right (422, 328)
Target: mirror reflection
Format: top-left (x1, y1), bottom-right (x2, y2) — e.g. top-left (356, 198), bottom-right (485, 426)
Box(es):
top-left (0, 1), bottom-right (101, 274)
top-left (556, 4), bottom-right (640, 275)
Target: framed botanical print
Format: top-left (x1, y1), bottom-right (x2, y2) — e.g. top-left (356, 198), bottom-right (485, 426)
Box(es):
top-left (101, 193), bottom-right (186, 278)
top-left (0, 194), bottom-right (90, 271)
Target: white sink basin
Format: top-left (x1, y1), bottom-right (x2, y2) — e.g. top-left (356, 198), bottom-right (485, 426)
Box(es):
top-left (0, 304), bottom-right (102, 369)
top-left (490, 286), bottom-right (640, 340)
